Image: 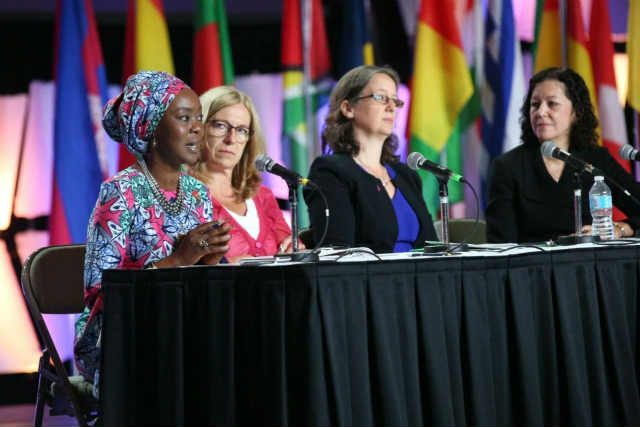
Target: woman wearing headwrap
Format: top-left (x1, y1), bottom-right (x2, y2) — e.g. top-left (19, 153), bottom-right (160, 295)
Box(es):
top-left (74, 71), bottom-right (231, 395)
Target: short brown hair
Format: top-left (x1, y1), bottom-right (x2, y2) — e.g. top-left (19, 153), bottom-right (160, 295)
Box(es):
top-left (322, 65), bottom-right (401, 164)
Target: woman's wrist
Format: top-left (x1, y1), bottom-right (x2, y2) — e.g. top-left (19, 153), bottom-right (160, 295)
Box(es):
top-left (154, 254), bottom-right (183, 268)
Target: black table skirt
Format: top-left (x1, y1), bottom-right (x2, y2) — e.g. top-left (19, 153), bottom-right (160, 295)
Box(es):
top-left (101, 246), bottom-right (640, 426)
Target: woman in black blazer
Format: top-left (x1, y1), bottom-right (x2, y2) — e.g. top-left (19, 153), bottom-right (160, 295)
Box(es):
top-left (304, 65), bottom-right (437, 253)
top-left (486, 67), bottom-right (640, 243)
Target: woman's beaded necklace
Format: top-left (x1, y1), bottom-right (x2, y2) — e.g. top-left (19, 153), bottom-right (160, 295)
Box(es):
top-left (137, 159), bottom-right (186, 216)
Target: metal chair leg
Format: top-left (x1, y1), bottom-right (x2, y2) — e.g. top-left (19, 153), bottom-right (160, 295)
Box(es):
top-left (33, 351), bottom-right (50, 427)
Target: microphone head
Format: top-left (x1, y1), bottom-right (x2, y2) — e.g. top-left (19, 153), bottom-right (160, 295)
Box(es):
top-left (407, 152), bottom-right (424, 171)
top-left (255, 154), bottom-right (272, 172)
top-left (540, 140), bottom-right (557, 158)
top-left (620, 144), bottom-right (635, 161)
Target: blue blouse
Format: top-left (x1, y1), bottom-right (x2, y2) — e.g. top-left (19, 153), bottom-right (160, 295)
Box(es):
top-left (387, 166), bottom-right (420, 252)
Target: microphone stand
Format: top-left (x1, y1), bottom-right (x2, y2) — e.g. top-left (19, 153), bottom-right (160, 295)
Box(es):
top-left (289, 180), bottom-right (299, 252)
top-left (423, 176), bottom-right (468, 253)
top-left (557, 172), bottom-right (596, 245)
top-left (439, 176), bottom-right (450, 244)
top-left (287, 180), bottom-right (318, 262)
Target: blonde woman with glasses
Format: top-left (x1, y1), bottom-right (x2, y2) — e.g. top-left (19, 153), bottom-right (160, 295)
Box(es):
top-left (192, 86), bottom-right (300, 263)
top-left (303, 65), bottom-right (437, 253)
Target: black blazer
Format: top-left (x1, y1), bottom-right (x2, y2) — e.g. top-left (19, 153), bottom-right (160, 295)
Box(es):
top-left (304, 154), bottom-right (437, 253)
top-left (486, 143), bottom-right (640, 243)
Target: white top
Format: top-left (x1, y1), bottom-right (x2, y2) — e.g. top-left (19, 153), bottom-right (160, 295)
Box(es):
top-left (224, 198), bottom-right (260, 239)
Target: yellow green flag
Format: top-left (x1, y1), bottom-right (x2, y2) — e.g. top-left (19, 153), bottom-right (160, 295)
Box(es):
top-left (408, 0), bottom-right (473, 215)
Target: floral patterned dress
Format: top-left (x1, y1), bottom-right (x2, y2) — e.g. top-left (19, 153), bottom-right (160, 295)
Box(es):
top-left (74, 166), bottom-right (213, 391)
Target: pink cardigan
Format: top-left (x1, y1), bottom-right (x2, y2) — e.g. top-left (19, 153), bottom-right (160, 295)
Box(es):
top-left (214, 185), bottom-right (291, 262)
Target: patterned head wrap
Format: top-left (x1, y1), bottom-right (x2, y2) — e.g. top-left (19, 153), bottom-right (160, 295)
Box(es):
top-left (103, 71), bottom-right (188, 158)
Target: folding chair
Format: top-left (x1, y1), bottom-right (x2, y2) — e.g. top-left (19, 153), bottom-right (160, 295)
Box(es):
top-left (20, 244), bottom-right (98, 427)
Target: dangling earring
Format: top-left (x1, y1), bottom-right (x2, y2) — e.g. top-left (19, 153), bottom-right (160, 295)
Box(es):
top-left (151, 138), bottom-right (158, 150)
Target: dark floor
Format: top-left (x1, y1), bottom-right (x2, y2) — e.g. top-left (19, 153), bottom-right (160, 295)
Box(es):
top-left (0, 404), bottom-right (77, 427)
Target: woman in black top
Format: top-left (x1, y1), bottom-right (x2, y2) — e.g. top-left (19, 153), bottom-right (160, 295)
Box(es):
top-left (486, 67), bottom-right (640, 243)
top-left (304, 65), bottom-right (437, 253)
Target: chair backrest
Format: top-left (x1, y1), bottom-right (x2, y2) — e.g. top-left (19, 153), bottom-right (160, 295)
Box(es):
top-left (21, 244), bottom-right (91, 427)
top-left (21, 244), bottom-right (86, 315)
top-left (433, 218), bottom-right (487, 244)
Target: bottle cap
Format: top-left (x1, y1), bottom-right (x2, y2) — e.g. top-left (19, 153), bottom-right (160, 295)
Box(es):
top-left (594, 175), bottom-right (604, 181)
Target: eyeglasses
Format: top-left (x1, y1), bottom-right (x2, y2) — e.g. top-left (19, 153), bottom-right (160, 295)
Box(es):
top-left (208, 119), bottom-right (252, 143)
top-left (353, 93), bottom-right (404, 108)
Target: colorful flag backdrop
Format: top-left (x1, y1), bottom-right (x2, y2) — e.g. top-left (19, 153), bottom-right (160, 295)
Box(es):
top-left (118, 0), bottom-right (175, 170)
top-left (409, 0), bottom-right (474, 216)
top-left (337, 0), bottom-right (375, 76)
top-left (281, 0), bottom-right (331, 227)
top-left (193, 0), bottom-right (234, 94)
top-left (51, 0), bottom-right (110, 244)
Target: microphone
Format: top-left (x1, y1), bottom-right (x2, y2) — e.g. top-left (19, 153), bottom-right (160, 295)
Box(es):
top-left (540, 141), bottom-right (602, 175)
top-left (407, 152), bottom-right (465, 183)
top-left (620, 144), bottom-right (640, 161)
top-left (255, 154), bottom-right (309, 186)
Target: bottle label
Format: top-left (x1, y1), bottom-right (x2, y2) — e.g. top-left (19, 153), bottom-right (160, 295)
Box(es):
top-left (590, 195), bottom-right (612, 210)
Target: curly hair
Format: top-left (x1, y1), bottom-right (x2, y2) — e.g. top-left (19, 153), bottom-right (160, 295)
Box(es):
top-left (520, 67), bottom-right (599, 150)
top-left (322, 65), bottom-right (401, 164)
top-left (193, 86), bottom-right (265, 201)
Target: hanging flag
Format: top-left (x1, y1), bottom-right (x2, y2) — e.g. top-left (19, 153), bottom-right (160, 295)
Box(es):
top-left (480, 0), bottom-right (525, 206)
top-left (482, 0), bottom-right (525, 160)
top-left (337, 0), bottom-right (375, 76)
top-left (51, 0), bottom-right (110, 244)
top-left (118, 0), bottom-right (175, 170)
top-left (193, 0), bottom-right (234, 94)
top-left (589, 0), bottom-right (629, 168)
top-left (628, 0), bottom-right (640, 180)
top-left (459, 0), bottom-right (485, 214)
top-left (408, 0), bottom-right (474, 215)
top-left (567, 0), bottom-right (597, 114)
top-left (281, 0), bottom-right (331, 227)
top-left (533, 0), bottom-right (562, 72)
top-left (589, 0), bottom-right (629, 221)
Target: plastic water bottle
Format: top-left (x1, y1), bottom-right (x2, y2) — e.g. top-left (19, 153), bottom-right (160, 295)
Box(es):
top-left (589, 176), bottom-right (614, 240)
